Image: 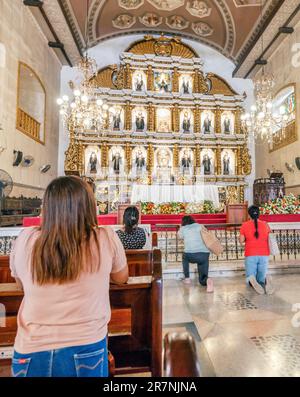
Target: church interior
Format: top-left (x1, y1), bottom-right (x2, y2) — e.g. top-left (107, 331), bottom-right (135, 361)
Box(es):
top-left (1, 0), bottom-right (300, 379)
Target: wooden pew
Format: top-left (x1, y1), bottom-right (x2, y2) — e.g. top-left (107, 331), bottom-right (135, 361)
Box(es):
top-left (0, 249), bottom-right (162, 377)
top-left (164, 332), bottom-right (201, 377)
top-left (0, 257), bottom-right (15, 284)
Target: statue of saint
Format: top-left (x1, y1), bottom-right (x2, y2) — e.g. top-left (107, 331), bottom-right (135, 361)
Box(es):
top-left (223, 116), bottom-right (231, 134)
top-left (89, 152), bottom-right (97, 174)
top-left (158, 77), bottom-right (169, 93)
top-left (158, 120), bottom-right (169, 132)
top-left (113, 110), bottom-right (121, 130)
top-left (181, 150), bottom-right (192, 174)
top-left (223, 153), bottom-right (230, 175)
top-left (112, 151), bottom-right (122, 174)
top-left (182, 78), bottom-right (190, 94)
top-left (182, 112), bottom-right (191, 133)
top-left (135, 74), bottom-right (144, 92)
top-left (157, 149), bottom-right (170, 168)
top-left (202, 153), bottom-right (212, 175)
top-left (135, 150), bottom-right (146, 171)
top-left (135, 112), bottom-right (145, 131)
top-left (202, 113), bottom-right (212, 134)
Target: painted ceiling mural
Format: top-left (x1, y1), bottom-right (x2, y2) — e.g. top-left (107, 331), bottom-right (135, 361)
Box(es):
top-left (58, 0), bottom-right (282, 62)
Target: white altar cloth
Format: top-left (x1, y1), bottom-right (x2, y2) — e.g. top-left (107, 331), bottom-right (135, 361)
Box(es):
top-left (131, 184), bottom-right (220, 207)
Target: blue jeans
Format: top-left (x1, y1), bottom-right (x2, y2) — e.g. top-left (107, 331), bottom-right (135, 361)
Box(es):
top-left (245, 256), bottom-right (269, 286)
top-left (182, 252), bottom-right (210, 285)
top-left (12, 338), bottom-right (108, 377)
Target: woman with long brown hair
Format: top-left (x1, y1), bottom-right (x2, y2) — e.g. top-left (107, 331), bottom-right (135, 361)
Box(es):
top-left (10, 176), bottom-right (128, 377)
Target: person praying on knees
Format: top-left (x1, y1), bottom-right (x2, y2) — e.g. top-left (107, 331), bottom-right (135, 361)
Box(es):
top-left (10, 176), bottom-right (128, 377)
top-left (116, 206), bottom-right (147, 250)
top-left (178, 216), bottom-right (213, 292)
top-left (239, 205), bottom-right (274, 294)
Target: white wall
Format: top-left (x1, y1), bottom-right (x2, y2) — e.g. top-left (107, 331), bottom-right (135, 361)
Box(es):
top-left (58, 34), bottom-right (255, 202)
top-left (0, 0), bottom-right (61, 198)
top-left (255, 19), bottom-right (300, 196)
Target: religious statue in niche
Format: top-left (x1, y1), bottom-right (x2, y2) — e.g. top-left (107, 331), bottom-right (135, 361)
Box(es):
top-left (223, 152), bottom-right (230, 175)
top-left (223, 116), bottom-right (231, 134)
top-left (112, 151), bottom-right (122, 174)
top-left (157, 148), bottom-right (171, 168)
top-left (134, 73), bottom-right (145, 91)
top-left (135, 112), bottom-right (145, 131)
top-left (89, 152), bottom-right (98, 174)
top-left (202, 153), bottom-right (212, 175)
top-left (154, 72), bottom-right (172, 93)
top-left (182, 78), bottom-right (190, 94)
top-left (202, 112), bottom-right (212, 134)
top-left (182, 112), bottom-right (191, 133)
top-left (135, 150), bottom-right (146, 172)
top-left (181, 149), bottom-right (192, 175)
top-left (113, 109), bottom-right (122, 130)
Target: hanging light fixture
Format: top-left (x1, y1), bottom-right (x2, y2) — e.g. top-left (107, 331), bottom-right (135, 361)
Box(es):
top-left (57, 0), bottom-right (115, 136)
top-left (241, 3), bottom-right (288, 144)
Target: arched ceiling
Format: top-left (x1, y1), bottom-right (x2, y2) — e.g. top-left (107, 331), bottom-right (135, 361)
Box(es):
top-left (58, 0), bottom-right (282, 63)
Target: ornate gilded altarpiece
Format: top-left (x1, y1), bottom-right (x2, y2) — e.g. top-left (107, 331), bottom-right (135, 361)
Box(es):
top-left (64, 35), bottom-right (252, 210)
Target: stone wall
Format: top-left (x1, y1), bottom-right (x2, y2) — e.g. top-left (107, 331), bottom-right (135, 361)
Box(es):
top-left (0, 0), bottom-right (61, 198)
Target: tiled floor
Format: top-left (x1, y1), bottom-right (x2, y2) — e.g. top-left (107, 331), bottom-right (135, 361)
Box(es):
top-left (163, 274), bottom-right (300, 377)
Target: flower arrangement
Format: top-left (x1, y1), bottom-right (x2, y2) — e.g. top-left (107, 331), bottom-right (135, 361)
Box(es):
top-left (140, 200), bottom-right (219, 215)
top-left (260, 194), bottom-right (300, 215)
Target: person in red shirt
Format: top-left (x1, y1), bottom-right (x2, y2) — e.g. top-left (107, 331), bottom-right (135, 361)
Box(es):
top-left (239, 205), bottom-right (274, 295)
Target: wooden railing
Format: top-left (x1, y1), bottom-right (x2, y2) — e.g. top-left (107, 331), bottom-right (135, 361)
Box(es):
top-left (17, 108), bottom-right (41, 141)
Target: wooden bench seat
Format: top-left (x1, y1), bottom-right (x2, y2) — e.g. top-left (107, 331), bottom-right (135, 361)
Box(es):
top-left (0, 249), bottom-right (162, 377)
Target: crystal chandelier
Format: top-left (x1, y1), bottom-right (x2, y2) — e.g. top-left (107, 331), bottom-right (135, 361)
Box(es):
top-left (56, 0), bottom-right (115, 137)
top-left (57, 55), bottom-right (115, 136)
top-left (241, 71), bottom-right (289, 143)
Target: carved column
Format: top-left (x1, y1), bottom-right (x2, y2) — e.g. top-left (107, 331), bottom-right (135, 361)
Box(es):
top-left (216, 146), bottom-right (222, 175)
top-left (124, 64), bottom-right (132, 89)
top-left (236, 146), bottom-right (242, 175)
top-left (241, 145), bottom-right (252, 175)
top-left (78, 141), bottom-right (84, 176)
top-left (193, 70), bottom-right (199, 93)
top-left (147, 65), bottom-right (154, 91)
top-left (124, 101), bottom-right (133, 131)
top-left (125, 143), bottom-right (132, 174)
top-left (234, 107), bottom-right (242, 134)
top-left (238, 185), bottom-right (245, 203)
top-left (193, 105), bottom-right (201, 134)
top-left (214, 106), bottom-right (221, 134)
top-left (64, 132), bottom-right (80, 176)
top-left (195, 144), bottom-right (201, 170)
top-left (147, 103), bottom-right (156, 132)
top-left (101, 142), bottom-right (109, 168)
top-left (172, 67), bottom-right (179, 93)
top-left (173, 144), bottom-right (179, 170)
top-left (233, 148), bottom-right (238, 176)
top-left (172, 104), bottom-right (180, 133)
top-left (147, 143), bottom-right (154, 184)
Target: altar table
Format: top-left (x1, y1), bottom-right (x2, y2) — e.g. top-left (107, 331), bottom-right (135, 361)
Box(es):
top-left (131, 184), bottom-right (220, 207)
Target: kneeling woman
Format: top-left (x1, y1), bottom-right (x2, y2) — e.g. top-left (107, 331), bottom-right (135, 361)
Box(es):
top-left (10, 176), bottom-right (128, 377)
top-left (179, 216), bottom-right (213, 292)
top-left (239, 205), bottom-right (274, 294)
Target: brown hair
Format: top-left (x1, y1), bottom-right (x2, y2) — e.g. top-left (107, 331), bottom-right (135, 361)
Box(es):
top-left (31, 176), bottom-right (100, 285)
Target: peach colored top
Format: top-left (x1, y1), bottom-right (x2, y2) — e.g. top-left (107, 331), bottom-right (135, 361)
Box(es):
top-left (10, 226), bottom-right (127, 354)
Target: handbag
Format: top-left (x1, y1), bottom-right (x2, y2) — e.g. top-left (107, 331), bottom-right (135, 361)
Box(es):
top-left (268, 233), bottom-right (280, 256)
top-left (200, 226), bottom-right (224, 256)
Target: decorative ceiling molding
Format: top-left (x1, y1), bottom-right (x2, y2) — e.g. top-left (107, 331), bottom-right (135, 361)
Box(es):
top-left (233, 0), bottom-right (262, 7)
top-left (165, 15), bottom-right (189, 30)
top-left (186, 1), bottom-right (212, 18)
top-left (234, 0), bottom-right (300, 77)
top-left (112, 14), bottom-right (137, 30)
top-left (147, 0), bottom-right (185, 11)
top-left (41, 0), bottom-right (82, 63)
top-left (213, 0), bottom-right (236, 56)
top-left (139, 13), bottom-right (163, 27)
top-left (118, 0), bottom-right (144, 10)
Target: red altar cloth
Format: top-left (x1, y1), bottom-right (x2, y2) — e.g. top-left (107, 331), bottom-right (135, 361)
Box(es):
top-left (23, 213), bottom-right (227, 229)
top-left (23, 213), bottom-right (300, 229)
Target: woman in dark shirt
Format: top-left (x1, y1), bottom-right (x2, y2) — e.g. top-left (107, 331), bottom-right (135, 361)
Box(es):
top-left (116, 206), bottom-right (146, 249)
